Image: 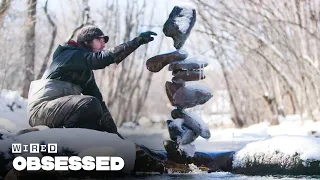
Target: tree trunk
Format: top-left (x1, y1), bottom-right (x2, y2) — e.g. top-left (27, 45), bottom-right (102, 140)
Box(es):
top-left (36, 0), bottom-right (56, 80)
top-left (219, 52), bottom-right (244, 128)
top-left (0, 0), bottom-right (11, 26)
top-left (22, 0), bottom-right (37, 98)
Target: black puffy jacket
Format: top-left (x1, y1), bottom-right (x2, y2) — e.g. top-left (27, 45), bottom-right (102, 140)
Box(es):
top-left (41, 37), bottom-right (142, 111)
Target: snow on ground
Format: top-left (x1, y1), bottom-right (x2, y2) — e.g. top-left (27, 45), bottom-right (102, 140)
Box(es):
top-left (233, 135), bottom-right (320, 168)
top-left (0, 90), bottom-right (29, 132)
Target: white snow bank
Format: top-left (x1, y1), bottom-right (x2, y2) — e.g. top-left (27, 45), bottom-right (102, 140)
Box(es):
top-left (0, 118), bottom-right (18, 133)
top-left (0, 90), bottom-right (29, 132)
top-left (203, 117), bottom-right (320, 143)
top-left (268, 118), bottom-right (320, 137)
top-left (233, 135), bottom-right (320, 168)
top-left (0, 90), bottom-right (27, 109)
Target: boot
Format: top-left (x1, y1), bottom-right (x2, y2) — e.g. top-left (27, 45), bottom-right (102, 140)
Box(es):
top-left (98, 110), bottom-right (124, 139)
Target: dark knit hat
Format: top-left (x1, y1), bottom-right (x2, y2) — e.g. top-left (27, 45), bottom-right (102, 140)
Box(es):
top-left (76, 25), bottom-right (109, 43)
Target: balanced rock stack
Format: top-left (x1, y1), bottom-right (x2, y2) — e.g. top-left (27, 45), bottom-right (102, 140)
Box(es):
top-left (146, 6), bottom-right (213, 157)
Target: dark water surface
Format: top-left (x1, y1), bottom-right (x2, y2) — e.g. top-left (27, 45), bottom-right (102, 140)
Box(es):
top-left (119, 174), bottom-right (320, 180)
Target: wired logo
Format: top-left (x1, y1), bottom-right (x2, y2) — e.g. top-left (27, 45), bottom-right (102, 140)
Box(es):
top-left (11, 143), bottom-right (125, 171)
top-left (11, 143), bottom-right (57, 154)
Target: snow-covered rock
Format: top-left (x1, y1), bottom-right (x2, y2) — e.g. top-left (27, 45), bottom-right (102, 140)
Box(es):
top-left (232, 135), bottom-right (320, 174)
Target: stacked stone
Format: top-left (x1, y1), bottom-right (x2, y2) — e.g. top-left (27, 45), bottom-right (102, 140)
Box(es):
top-left (146, 6), bottom-right (213, 157)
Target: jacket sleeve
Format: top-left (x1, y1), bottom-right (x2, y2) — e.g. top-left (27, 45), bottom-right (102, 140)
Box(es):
top-left (83, 37), bottom-right (142, 70)
top-left (108, 37), bottom-right (142, 64)
top-left (83, 50), bottom-right (115, 70)
top-left (81, 72), bottom-right (108, 112)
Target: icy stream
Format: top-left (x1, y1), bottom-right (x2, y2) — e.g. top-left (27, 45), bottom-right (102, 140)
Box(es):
top-left (122, 132), bottom-right (320, 180)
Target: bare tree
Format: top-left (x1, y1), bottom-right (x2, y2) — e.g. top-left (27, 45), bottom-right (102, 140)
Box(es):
top-left (0, 0), bottom-right (10, 26)
top-left (94, 0), bottom-right (165, 126)
top-left (193, 0), bottom-right (320, 126)
top-left (22, 0), bottom-right (37, 98)
top-left (36, 0), bottom-right (57, 79)
top-left (65, 0), bottom-right (93, 43)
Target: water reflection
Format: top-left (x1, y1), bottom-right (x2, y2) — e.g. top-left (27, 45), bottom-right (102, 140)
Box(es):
top-left (118, 173), bottom-right (320, 180)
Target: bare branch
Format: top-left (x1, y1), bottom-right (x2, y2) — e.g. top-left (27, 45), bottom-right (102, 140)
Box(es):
top-left (65, 0), bottom-right (93, 43)
top-left (36, 0), bottom-right (57, 79)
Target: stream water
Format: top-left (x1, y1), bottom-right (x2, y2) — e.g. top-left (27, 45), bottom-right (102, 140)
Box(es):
top-left (120, 133), bottom-right (320, 180)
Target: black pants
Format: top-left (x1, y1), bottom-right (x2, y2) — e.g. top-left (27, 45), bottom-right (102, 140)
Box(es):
top-left (29, 95), bottom-right (118, 134)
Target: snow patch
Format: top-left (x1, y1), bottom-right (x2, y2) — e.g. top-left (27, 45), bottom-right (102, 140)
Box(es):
top-left (188, 163), bottom-right (203, 173)
top-left (171, 118), bottom-right (184, 130)
top-left (0, 118), bottom-right (18, 133)
top-left (121, 122), bottom-right (137, 129)
top-left (0, 89), bottom-right (29, 132)
top-left (233, 136), bottom-right (320, 168)
top-left (174, 7), bottom-right (194, 34)
top-left (172, 57), bottom-right (207, 66)
top-left (179, 143), bottom-right (195, 157)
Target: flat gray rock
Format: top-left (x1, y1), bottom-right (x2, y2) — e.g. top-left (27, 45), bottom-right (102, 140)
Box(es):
top-left (172, 69), bottom-right (205, 81)
top-left (146, 50), bottom-right (188, 72)
top-left (172, 77), bottom-right (185, 86)
top-left (165, 81), bottom-right (183, 105)
top-left (166, 82), bottom-right (213, 109)
top-left (169, 57), bottom-right (208, 71)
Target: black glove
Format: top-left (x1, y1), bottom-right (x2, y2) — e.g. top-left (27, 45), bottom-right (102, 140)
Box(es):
top-left (138, 31), bottom-right (157, 45)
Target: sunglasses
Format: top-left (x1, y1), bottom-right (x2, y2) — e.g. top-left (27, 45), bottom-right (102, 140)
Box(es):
top-left (94, 36), bottom-right (109, 43)
top-left (97, 37), bottom-right (105, 43)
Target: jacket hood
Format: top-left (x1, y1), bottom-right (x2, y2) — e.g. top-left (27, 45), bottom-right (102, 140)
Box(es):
top-left (53, 40), bottom-right (88, 59)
